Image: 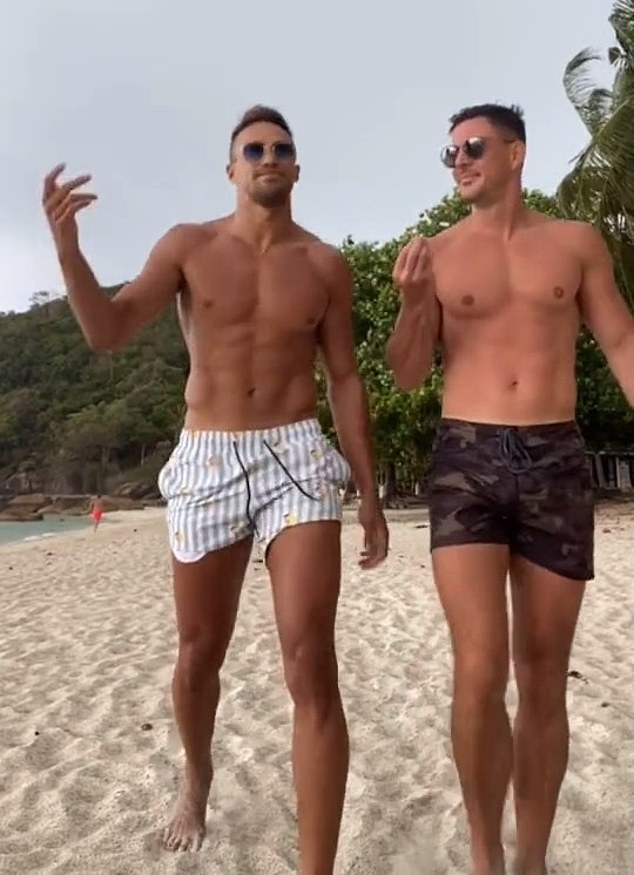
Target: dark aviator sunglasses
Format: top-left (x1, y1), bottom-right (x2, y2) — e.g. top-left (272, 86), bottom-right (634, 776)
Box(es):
top-left (241, 141), bottom-right (296, 163)
top-left (440, 135), bottom-right (515, 169)
top-left (440, 137), bottom-right (487, 170)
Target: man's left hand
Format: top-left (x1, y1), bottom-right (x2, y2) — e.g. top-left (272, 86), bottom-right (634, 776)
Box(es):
top-left (357, 496), bottom-right (389, 569)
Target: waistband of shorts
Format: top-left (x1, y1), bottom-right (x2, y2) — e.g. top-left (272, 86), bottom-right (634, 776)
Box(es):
top-left (176, 417), bottom-right (323, 451)
top-left (437, 417), bottom-right (581, 439)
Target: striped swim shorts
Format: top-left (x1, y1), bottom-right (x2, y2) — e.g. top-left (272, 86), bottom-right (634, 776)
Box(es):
top-left (157, 418), bottom-right (352, 562)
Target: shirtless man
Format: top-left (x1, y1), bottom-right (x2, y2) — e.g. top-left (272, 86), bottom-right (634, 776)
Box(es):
top-left (42, 104), bottom-right (388, 875)
top-left (386, 103), bottom-right (634, 875)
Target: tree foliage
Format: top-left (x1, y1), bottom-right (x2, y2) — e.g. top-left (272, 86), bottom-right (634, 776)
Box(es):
top-left (6, 0), bottom-right (634, 500)
top-left (1, 187), bottom-right (632, 495)
top-left (558, 0), bottom-right (634, 306)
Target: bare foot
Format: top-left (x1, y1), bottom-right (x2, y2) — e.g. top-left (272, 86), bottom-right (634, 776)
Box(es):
top-left (162, 764), bottom-right (212, 852)
top-left (471, 858), bottom-right (506, 875)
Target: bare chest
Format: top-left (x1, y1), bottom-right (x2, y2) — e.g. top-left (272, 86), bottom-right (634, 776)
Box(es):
top-left (434, 235), bottom-right (583, 320)
top-left (181, 241), bottom-right (329, 332)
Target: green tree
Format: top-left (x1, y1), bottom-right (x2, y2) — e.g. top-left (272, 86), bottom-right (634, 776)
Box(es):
top-left (1, 184), bottom-right (632, 497)
top-left (558, 0), bottom-right (634, 306)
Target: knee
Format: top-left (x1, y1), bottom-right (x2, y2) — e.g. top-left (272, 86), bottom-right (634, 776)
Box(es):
top-left (282, 638), bottom-right (339, 713)
top-left (514, 654), bottom-right (568, 719)
top-left (454, 648), bottom-right (509, 704)
top-left (175, 629), bottom-right (225, 692)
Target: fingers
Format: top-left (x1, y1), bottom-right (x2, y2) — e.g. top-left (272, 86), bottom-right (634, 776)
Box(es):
top-left (42, 168), bottom-right (95, 216)
top-left (358, 523), bottom-right (389, 570)
top-left (42, 163), bottom-right (66, 201)
top-left (51, 188), bottom-right (97, 218)
top-left (42, 167), bottom-right (97, 239)
top-left (392, 242), bottom-right (410, 277)
top-left (393, 236), bottom-right (430, 288)
top-left (53, 193), bottom-right (97, 223)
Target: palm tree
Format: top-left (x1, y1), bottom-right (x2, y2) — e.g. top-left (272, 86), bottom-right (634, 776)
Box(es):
top-left (558, 0), bottom-right (634, 305)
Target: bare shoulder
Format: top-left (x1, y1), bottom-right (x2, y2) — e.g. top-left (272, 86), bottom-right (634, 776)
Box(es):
top-left (304, 237), bottom-right (353, 296)
top-left (156, 218), bottom-right (228, 260)
top-left (427, 218), bottom-right (471, 254)
top-left (533, 215), bottom-right (609, 266)
top-left (550, 217), bottom-right (605, 248)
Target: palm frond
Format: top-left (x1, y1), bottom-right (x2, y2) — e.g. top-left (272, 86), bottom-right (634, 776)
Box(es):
top-left (563, 48), bottom-right (613, 134)
top-left (560, 0), bottom-right (634, 307)
top-left (610, 0), bottom-right (634, 59)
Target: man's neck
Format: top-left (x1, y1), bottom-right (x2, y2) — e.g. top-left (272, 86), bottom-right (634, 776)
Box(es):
top-left (230, 200), bottom-right (294, 253)
top-left (469, 187), bottom-right (528, 238)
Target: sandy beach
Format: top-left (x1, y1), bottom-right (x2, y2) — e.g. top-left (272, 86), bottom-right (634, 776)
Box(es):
top-left (0, 504), bottom-right (632, 875)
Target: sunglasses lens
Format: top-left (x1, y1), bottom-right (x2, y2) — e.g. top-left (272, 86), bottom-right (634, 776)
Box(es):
top-left (441, 146), bottom-right (458, 168)
top-left (242, 142), bottom-right (265, 162)
top-left (464, 138), bottom-right (485, 159)
top-left (273, 143), bottom-right (295, 161)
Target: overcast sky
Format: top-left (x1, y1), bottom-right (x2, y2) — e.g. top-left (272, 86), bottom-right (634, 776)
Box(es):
top-left (0, 0), bottom-right (615, 313)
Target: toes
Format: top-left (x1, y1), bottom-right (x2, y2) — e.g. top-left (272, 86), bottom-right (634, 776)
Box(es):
top-left (162, 827), bottom-right (180, 852)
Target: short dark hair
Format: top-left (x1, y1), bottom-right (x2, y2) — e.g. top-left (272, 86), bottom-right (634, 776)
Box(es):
top-left (229, 105), bottom-right (294, 158)
top-left (449, 103), bottom-right (526, 143)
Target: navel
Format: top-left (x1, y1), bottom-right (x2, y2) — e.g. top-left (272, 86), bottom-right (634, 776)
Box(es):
top-left (553, 286), bottom-right (565, 299)
top-left (461, 294), bottom-right (475, 306)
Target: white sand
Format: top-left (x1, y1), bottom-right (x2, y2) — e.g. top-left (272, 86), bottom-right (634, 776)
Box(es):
top-left (0, 504), bottom-right (632, 875)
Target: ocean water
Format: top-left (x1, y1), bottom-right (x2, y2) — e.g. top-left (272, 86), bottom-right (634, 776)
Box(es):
top-left (0, 515), bottom-right (96, 547)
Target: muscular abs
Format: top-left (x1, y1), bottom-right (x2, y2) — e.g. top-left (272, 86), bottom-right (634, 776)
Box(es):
top-left (434, 223), bottom-right (583, 425)
top-left (177, 230), bottom-right (329, 431)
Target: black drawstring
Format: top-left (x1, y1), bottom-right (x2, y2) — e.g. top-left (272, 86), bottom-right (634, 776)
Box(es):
top-left (232, 437), bottom-right (319, 536)
top-left (498, 428), bottom-right (533, 474)
top-left (263, 440), bottom-right (318, 501)
top-left (232, 441), bottom-right (258, 535)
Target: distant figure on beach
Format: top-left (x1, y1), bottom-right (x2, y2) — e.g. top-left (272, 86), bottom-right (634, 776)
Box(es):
top-left (386, 103), bottom-right (634, 875)
top-left (42, 105), bottom-right (388, 874)
top-left (89, 495), bottom-right (103, 532)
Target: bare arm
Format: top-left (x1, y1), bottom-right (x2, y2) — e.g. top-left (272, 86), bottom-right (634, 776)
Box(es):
top-left (386, 293), bottom-right (441, 390)
top-left (42, 164), bottom-right (183, 352)
top-left (577, 224), bottom-right (634, 406)
top-left (316, 249), bottom-right (379, 499)
top-left (58, 229), bottom-right (185, 352)
top-left (385, 236), bottom-right (441, 390)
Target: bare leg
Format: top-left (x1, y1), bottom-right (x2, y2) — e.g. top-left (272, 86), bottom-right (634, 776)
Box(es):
top-left (163, 538), bottom-right (252, 851)
top-left (432, 544), bottom-right (512, 875)
top-left (510, 557), bottom-right (585, 875)
top-left (267, 521), bottom-right (347, 875)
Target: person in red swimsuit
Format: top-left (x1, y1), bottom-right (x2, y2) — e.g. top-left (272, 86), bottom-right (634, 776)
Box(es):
top-left (90, 495), bottom-right (103, 531)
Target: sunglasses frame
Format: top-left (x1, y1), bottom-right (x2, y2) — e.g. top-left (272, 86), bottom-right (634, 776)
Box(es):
top-left (241, 141), bottom-right (296, 164)
top-left (440, 136), bottom-right (489, 169)
top-left (440, 135), bottom-right (516, 169)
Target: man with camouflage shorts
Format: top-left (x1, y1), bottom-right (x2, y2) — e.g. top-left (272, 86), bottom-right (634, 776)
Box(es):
top-left (387, 104), bottom-right (634, 875)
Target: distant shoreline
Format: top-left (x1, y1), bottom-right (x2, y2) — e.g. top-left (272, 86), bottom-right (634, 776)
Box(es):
top-left (0, 507), bottom-right (165, 550)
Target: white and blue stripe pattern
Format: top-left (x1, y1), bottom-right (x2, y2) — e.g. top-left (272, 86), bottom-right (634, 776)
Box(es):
top-left (157, 418), bottom-right (351, 562)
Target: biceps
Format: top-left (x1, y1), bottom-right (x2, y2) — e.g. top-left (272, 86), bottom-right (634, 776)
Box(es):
top-left (112, 261), bottom-right (181, 329)
top-left (319, 315), bottom-right (358, 382)
top-left (581, 286), bottom-right (633, 350)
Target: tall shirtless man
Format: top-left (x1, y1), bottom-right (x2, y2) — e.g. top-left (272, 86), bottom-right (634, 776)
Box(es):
top-left (386, 104), bottom-right (634, 875)
top-left (42, 104), bottom-right (388, 875)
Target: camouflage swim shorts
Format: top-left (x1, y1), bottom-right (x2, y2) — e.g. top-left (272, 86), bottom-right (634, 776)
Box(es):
top-left (428, 418), bottom-right (594, 580)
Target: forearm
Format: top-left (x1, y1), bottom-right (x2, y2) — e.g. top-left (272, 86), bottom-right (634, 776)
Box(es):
top-left (327, 373), bottom-right (378, 498)
top-left (386, 295), bottom-right (438, 390)
top-left (607, 329), bottom-right (634, 406)
top-left (58, 247), bottom-right (118, 351)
